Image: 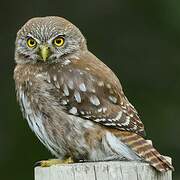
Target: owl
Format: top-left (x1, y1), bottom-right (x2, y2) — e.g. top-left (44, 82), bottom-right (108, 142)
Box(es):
top-left (14, 16), bottom-right (173, 172)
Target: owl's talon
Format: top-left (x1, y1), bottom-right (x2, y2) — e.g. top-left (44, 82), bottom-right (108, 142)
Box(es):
top-left (35, 157), bottom-right (74, 167)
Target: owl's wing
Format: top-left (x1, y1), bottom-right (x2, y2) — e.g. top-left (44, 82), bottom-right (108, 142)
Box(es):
top-left (48, 52), bottom-right (145, 137)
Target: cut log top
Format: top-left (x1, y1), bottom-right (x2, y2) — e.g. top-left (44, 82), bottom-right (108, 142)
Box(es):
top-left (35, 158), bottom-right (172, 180)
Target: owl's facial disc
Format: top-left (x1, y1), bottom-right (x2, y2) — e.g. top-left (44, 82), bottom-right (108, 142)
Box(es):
top-left (15, 16), bottom-right (87, 64)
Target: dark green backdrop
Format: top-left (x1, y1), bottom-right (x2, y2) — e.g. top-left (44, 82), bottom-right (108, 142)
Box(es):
top-left (0, 0), bottom-right (179, 179)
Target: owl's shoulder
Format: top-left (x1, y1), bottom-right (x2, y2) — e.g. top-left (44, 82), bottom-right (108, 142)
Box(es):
top-left (68, 51), bottom-right (122, 89)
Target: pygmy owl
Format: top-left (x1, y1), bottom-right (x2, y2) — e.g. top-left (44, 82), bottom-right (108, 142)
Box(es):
top-left (14, 16), bottom-right (173, 172)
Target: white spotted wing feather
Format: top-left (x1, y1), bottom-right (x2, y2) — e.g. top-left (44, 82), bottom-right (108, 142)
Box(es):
top-left (47, 55), bottom-right (145, 137)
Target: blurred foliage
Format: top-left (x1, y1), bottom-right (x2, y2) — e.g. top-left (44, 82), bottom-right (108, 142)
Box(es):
top-left (0, 0), bottom-right (179, 179)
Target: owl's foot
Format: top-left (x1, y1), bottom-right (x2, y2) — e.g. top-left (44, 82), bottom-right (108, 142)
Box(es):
top-left (35, 157), bottom-right (74, 167)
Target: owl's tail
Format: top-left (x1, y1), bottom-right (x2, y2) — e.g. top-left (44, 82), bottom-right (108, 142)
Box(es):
top-left (117, 131), bottom-right (174, 172)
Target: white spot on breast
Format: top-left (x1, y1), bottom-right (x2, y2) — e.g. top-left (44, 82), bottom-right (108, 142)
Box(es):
top-left (74, 91), bottom-right (81, 103)
top-left (90, 95), bottom-right (100, 106)
top-left (109, 96), bottom-right (117, 104)
top-left (63, 84), bottom-right (69, 96)
top-left (79, 83), bottom-right (87, 92)
top-left (69, 107), bottom-right (78, 115)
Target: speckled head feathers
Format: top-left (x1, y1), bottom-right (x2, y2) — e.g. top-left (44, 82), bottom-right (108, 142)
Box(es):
top-left (15, 16), bottom-right (87, 64)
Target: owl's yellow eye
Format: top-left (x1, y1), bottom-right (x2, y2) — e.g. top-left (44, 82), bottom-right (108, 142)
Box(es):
top-left (27, 37), bottom-right (37, 48)
top-left (53, 36), bottom-right (65, 47)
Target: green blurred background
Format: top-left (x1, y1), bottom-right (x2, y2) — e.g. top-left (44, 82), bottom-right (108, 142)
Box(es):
top-left (0, 0), bottom-right (179, 179)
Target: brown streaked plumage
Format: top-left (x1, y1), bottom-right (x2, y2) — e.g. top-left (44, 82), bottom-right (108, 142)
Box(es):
top-left (14, 16), bottom-right (174, 172)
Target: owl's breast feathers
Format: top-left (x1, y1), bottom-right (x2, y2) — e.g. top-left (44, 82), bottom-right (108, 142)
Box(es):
top-left (14, 51), bottom-right (173, 171)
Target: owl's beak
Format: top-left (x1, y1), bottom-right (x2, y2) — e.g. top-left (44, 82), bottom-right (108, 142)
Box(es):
top-left (39, 46), bottom-right (51, 61)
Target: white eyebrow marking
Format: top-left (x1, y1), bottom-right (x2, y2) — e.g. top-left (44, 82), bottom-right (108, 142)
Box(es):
top-left (47, 33), bottom-right (65, 43)
top-left (27, 33), bottom-right (41, 44)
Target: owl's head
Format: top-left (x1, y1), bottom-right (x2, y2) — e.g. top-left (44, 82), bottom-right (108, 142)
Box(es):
top-left (15, 16), bottom-right (87, 64)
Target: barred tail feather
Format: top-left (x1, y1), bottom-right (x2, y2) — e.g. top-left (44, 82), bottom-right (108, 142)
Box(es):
top-left (120, 132), bottom-right (174, 172)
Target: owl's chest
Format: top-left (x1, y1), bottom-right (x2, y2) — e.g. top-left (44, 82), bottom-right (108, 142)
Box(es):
top-left (16, 79), bottom-right (63, 157)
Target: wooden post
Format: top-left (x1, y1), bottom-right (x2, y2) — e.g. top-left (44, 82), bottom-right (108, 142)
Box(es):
top-left (35, 158), bottom-right (172, 180)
